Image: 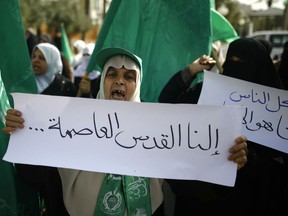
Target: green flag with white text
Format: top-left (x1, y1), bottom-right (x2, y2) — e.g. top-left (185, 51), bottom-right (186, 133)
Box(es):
top-left (87, 0), bottom-right (212, 102)
top-left (0, 0), bottom-right (39, 215)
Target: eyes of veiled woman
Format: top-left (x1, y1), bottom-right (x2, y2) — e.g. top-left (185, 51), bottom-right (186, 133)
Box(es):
top-left (229, 56), bottom-right (245, 63)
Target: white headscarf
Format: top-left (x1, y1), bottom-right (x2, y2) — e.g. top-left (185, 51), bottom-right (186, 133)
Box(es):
top-left (74, 43), bottom-right (100, 80)
top-left (73, 39), bottom-right (86, 53)
top-left (96, 55), bottom-right (142, 102)
top-left (33, 43), bottom-right (63, 93)
top-left (71, 40), bottom-right (86, 69)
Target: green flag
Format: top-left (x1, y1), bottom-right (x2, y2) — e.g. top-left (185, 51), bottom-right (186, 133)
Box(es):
top-left (87, 0), bottom-right (212, 102)
top-left (61, 24), bottom-right (73, 64)
top-left (0, 0), bottom-right (39, 215)
top-left (211, 8), bottom-right (239, 42)
top-left (210, 0), bottom-right (238, 42)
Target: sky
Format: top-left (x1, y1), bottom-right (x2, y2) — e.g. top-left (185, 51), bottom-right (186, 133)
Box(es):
top-left (237, 0), bottom-right (286, 10)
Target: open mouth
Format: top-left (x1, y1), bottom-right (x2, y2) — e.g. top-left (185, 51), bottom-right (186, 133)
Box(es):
top-left (32, 65), bottom-right (41, 72)
top-left (111, 89), bottom-right (125, 100)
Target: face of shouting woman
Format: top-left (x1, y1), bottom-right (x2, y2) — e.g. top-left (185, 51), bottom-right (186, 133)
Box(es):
top-left (96, 51), bottom-right (142, 102)
top-left (104, 66), bottom-right (137, 101)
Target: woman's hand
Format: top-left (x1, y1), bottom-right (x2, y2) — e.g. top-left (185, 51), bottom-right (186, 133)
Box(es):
top-left (228, 135), bottom-right (248, 170)
top-left (79, 73), bottom-right (91, 95)
top-left (2, 108), bottom-right (24, 135)
top-left (188, 55), bottom-right (216, 77)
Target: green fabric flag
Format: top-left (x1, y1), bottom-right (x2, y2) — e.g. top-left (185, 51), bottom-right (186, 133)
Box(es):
top-left (0, 0), bottom-right (39, 215)
top-left (61, 24), bottom-right (73, 64)
top-left (210, 0), bottom-right (216, 9)
top-left (87, 0), bottom-right (212, 102)
top-left (211, 8), bottom-right (239, 42)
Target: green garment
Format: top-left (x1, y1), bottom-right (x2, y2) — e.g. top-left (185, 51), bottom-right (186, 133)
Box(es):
top-left (95, 174), bottom-right (151, 216)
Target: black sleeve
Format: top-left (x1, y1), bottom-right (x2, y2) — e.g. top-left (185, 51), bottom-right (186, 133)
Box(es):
top-left (158, 70), bottom-right (203, 104)
top-left (42, 74), bottom-right (77, 97)
top-left (166, 179), bottom-right (232, 201)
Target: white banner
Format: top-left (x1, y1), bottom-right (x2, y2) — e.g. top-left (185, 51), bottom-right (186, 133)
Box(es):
top-left (3, 93), bottom-right (243, 186)
top-left (199, 71), bottom-right (288, 154)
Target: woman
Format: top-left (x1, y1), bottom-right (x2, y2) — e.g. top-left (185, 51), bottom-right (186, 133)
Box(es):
top-left (58, 47), bottom-right (165, 216)
top-left (32, 43), bottom-right (76, 96)
top-left (38, 34), bottom-right (74, 82)
top-left (159, 38), bottom-right (286, 215)
top-left (221, 37), bottom-right (287, 215)
top-left (3, 47), bottom-right (247, 216)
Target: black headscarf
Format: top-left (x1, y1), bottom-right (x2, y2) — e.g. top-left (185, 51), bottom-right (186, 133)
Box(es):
top-left (222, 37), bottom-right (284, 89)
